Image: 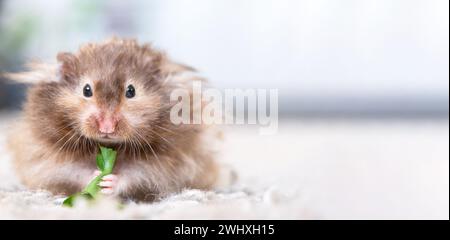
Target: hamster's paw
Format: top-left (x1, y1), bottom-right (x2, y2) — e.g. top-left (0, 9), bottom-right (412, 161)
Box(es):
top-left (98, 174), bottom-right (118, 195)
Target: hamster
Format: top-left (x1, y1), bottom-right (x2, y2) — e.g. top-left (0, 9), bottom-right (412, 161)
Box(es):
top-left (5, 38), bottom-right (223, 202)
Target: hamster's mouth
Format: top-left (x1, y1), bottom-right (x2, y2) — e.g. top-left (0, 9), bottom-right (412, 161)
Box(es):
top-left (80, 123), bottom-right (126, 144)
top-left (94, 134), bottom-right (123, 143)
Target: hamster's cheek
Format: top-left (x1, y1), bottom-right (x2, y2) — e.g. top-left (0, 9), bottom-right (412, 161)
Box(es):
top-left (121, 107), bottom-right (147, 127)
top-left (55, 88), bottom-right (85, 111)
top-left (122, 93), bottom-right (162, 126)
top-left (78, 103), bottom-right (98, 122)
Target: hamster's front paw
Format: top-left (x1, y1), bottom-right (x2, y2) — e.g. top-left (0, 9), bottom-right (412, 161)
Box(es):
top-left (98, 174), bottom-right (118, 195)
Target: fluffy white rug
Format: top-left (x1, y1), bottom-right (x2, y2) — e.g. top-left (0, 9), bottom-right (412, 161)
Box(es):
top-left (0, 187), bottom-right (310, 219)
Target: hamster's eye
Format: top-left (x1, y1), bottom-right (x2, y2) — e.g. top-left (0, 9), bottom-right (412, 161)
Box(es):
top-left (83, 84), bottom-right (93, 98)
top-left (126, 85), bottom-right (136, 98)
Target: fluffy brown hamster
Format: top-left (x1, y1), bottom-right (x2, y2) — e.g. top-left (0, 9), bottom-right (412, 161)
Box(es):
top-left (5, 38), bottom-right (223, 202)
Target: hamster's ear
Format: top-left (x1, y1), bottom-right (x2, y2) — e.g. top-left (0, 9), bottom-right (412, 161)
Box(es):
top-left (57, 52), bottom-right (80, 83)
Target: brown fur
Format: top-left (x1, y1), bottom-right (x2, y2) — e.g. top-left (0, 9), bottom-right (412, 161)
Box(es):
top-left (6, 38), bottom-right (221, 202)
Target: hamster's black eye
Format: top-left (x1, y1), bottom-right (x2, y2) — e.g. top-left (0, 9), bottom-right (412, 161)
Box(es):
top-left (83, 84), bottom-right (93, 98)
top-left (126, 85), bottom-right (136, 98)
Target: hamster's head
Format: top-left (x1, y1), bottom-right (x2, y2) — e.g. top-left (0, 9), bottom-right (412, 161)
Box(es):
top-left (26, 39), bottom-right (177, 150)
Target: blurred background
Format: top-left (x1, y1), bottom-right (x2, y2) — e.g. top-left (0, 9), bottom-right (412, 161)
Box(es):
top-left (0, 0), bottom-right (448, 219)
top-left (0, 0), bottom-right (448, 115)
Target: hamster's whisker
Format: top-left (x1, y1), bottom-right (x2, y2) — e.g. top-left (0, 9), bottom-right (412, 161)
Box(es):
top-left (132, 128), bottom-right (159, 161)
top-left (53, 126), bottom-right (79, 154)
top-left (154, 125), bottom-right (178, 136)
top-left (126, 134), bottom-right (139, 159)
top-left (70, 133), bottom-right (84, 153)
top-left (50, 122), bottom-right (78, 140)
top-left (147, 127), bottom-right (172, 145)
top-left (130, 137), bottom-right (138, 159)
top-left (40, 130), bottom-right (76, 164)
top-left (57, 131), bottom-right (78, 154)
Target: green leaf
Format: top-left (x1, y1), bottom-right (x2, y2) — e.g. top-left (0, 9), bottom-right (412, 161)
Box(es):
top-left (62, 194), bottom-right (77, 207)
top-left (62, 192), bottom-right (93, 207)
top-left (99, 146), bottom-right (116, 173)
top-left (96, 154), bottom-right (105, 172)
top-left (62, 146), bottom-right (117, 207)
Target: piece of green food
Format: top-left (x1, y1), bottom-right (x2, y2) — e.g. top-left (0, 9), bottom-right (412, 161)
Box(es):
top-left (63, 146), bottom-right (117, 207)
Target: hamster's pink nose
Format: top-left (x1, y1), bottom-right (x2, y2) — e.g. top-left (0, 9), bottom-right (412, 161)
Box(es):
top-left (96, 117), bottom-right (118, 134)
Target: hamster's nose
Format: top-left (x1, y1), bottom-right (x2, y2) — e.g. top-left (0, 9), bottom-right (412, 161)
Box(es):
top-left (96, 116), bottom-right (118, 134)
